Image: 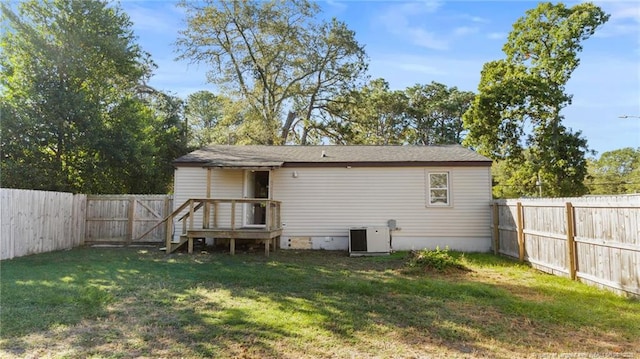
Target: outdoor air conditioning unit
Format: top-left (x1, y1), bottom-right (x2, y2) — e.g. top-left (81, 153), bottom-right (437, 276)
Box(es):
top-left (349, 226), bottom-right (390, 256)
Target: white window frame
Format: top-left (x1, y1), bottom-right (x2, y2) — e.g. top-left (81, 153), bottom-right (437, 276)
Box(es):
top-left (426, 171), bottom-right (451, 207)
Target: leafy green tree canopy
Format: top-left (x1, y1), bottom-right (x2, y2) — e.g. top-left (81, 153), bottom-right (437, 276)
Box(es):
top-left (1, 0), bottom-right (186, 193)
top-left (463, 2), bottom-right (609, 197)
top-left (184, 90), bottom-right (225, 147)
top-left (330, 78), bottom-right (408, 145)
top-left (586, 148), bottom-right (640, 195)
top-left (324, 79), bottom-right (475, 146)
top-left (176, 0), bottom-right (368, 145)
top-left (405, 82), bottom-right (474, 145)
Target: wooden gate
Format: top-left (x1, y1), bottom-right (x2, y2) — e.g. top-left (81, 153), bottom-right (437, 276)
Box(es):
top-left (85, 195), bottom-right (172, 244)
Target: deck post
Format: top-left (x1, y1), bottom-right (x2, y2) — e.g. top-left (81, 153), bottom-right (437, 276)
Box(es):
top-left (206, 168), bottom-right (212, 198)
top-left (265, 200), bottom-right (271, 230)
top-left (213, 201), bottom-right (218, 228)
top-left (165, 214), bottom-right (173, 253)
top-left (188, 200), bottom-right (194, 231)
top-left (164, 198), bottom-right (281, 256)
top-left (204, 169), bottom-right (212, 229)
top-left (231, 200), bottom-right (236, 230)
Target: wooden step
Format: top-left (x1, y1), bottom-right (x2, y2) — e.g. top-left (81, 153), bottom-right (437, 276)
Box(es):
top-left (162, 235), bottom-right (190, 254)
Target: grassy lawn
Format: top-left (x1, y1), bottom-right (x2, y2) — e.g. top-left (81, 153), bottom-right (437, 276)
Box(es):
top-left (1, 247), bottom-right (638, 358)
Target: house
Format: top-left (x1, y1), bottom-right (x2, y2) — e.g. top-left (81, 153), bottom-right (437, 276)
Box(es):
top-left (170, 145), bottom-right (493, 253)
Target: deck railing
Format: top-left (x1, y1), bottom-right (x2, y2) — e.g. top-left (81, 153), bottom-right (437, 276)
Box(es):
top-left (169, 198), bottom-right (282, 237)
top-left (166, 198), bottom-right (281, 253)
top-left (135, 198), bottom-right (282, 253)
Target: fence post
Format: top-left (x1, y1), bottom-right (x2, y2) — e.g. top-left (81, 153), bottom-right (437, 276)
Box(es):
top-left (565, 202), bottom-right (577, 280)
top-left (516, 202), bottom-right (525, 262)
top-left (127, 197), bottom-right (135, 245)
top-left (492, 202), bottom-right (500, 255)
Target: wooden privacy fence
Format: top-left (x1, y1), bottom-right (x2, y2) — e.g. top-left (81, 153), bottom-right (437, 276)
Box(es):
top-left (85, 195), bottom-right (173, 244)
top-left (492, 196), bottom-right (640, 297)
top-left (1, 190), bottom-right (173, 260)
top-left (1, 189), bottom-right (86, 260)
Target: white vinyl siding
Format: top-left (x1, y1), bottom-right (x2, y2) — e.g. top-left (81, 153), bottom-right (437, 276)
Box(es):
top-left (172, 167), bottom-right (206, 237)
top-left (272, 166), bottom-right (492, 251)
top-left (173, 167), bottom-right (207, 209)
top-left (173, 165), bottom-right (492, 251)
top-left (172, 167), bottom-right (244, 235)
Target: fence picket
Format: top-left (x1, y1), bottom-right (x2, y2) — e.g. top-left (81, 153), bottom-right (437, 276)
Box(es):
top-left (495, 195), bottom-right (640, 297)
top-left (1, 189), bottom-right (86, 260)
top-left (1, 190), bottom-right (172, 259)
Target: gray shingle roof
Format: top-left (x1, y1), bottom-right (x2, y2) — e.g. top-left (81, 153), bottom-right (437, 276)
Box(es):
top-left (173, 145), bottom-right (491, 168)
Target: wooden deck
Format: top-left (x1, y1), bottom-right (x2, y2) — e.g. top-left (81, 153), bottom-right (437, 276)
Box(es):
top-left (135, 198), bottom-right (283, 255)
top-left (177, 227), bottom-right (283, 255)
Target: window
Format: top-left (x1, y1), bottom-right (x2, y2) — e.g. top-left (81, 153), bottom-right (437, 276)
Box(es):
top-left (427, 172), bottom-right (450, 206)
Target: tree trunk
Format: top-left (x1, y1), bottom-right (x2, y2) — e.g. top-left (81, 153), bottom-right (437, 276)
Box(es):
top-left (280, 111), bottom-right (297, 144)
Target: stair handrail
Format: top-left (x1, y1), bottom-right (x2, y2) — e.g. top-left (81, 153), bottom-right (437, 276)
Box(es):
top-left (134, 198), bottom-right (283, 242)
top-left (133, 198), bottom-right (197, 241)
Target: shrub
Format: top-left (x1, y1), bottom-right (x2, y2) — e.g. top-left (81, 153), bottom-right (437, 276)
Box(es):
top-left (404, 246), bottom-right (469, 273)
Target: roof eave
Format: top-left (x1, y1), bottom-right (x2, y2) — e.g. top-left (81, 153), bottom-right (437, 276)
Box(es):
top-left (281, 161), bottom-right (492, 167)
top-left (173, 160), bottom-right (492, 168)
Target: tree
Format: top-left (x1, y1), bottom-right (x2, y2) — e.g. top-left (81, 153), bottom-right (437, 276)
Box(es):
top-left (326, 79), bottom-right (408, 145)
top-left (323, 79), bottom-right (474, 146)
top-left (183, 90), bottom-right (268, 146)
top-left (586, 148), bottom-right (640, 194)
top-left (137, 90), bottom-right (190, 193)
top-left (1, 0), bottom-right (186, 193)
top-left (463, 2), bottom-right (609, 197)
top-left (176, 0), bottom-right (367, 145)
top-left (287, 18), bottom-right (368, 145)
top-left (405, 82), bottom-right (474, 145)
top-left (491, 154), bottom-right (538, 198)
top-left (184, 90), bottom-right (225, 147)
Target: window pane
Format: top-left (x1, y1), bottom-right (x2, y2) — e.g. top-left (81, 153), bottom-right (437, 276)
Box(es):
top-left (430, 173), bottom-right (448, 188)
top-left (430, 189), bottom-right (448, 204)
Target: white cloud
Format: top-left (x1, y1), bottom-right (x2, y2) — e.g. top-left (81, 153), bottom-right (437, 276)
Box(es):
top-left (605, 1), bottom-right (640, 21)
top-left (405, 28), bottom-right (449, 50)
top-left (376, 2), bottom-right (492, 51)
top-left (458, 14), bottom-right (490, 24)
top-left (369, 53), bottom-right (489, 90)
top-left (487, 32), bottom-right (507, 40)
top-left (593, 2), bottom-right (640, 38)
top-left (324, 0), bottom-right (348, 12)
top-left (122, 2), bottom-right (184, 34)
top-left (377, 1), bottom-right (449, 51)
top-left (453, 26), bottom-right (479, 36)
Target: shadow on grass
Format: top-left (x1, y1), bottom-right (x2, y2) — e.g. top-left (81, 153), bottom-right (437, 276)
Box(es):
top-left (1, 248), bottom-right (638, 358)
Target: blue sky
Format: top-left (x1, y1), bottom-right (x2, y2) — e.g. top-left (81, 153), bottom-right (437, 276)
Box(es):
top-left (120, 0), bottom-right (640, 156)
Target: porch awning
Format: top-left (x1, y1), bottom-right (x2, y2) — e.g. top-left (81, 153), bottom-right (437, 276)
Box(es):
top-left (203, 160), bottom-right (284, 169)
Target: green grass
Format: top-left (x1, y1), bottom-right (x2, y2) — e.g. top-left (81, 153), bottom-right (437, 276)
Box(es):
top-left (1, 248), bottom-right (638, 358)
